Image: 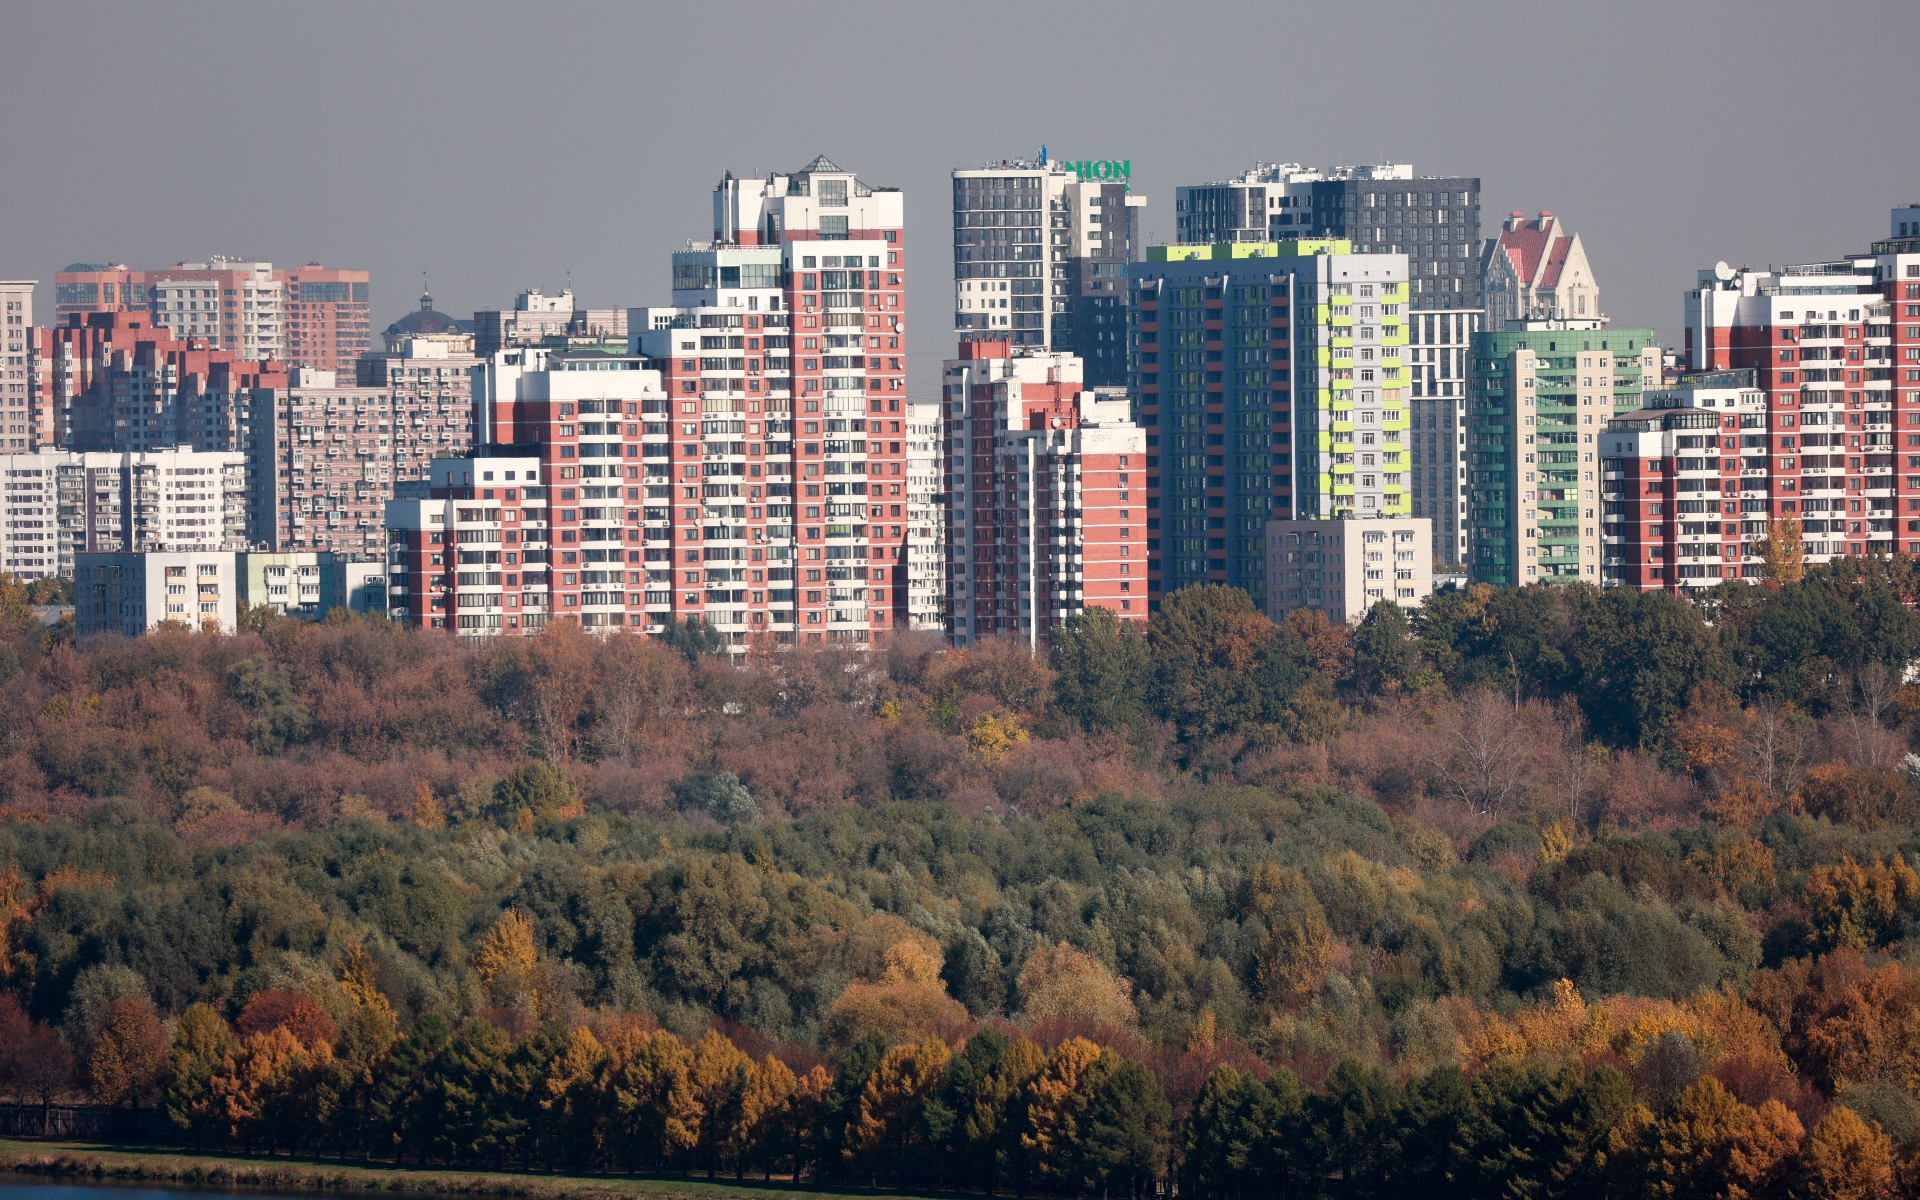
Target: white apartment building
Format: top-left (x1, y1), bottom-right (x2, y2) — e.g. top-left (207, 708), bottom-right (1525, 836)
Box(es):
top-left (76, 550), bottom-right (238, 636)
top-left (1407, 308), bottom-right (1482, 564)
top-left (905, 399), bottom-right (945, 631)
top-left (0, 448), bottom-right (245, 579)
top-left (1, 281), bottom-right (33, 450)
top-left (1266, 516), bottom-right (1433, 625)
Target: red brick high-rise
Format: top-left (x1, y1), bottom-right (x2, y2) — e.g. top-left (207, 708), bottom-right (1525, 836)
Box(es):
top-left (387, 155), bottom-right (911, 648)
top-left (942, 340), bottom-right (1146, 648)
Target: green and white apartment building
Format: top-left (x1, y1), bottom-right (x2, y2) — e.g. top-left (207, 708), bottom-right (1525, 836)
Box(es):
top-left (1129, 239), bottom-right (1410, 607)
top-left (1466, 321), bottom-right (1660, 585)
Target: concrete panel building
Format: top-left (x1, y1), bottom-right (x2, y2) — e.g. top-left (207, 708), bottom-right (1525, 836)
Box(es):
top-left (1, 280), bottom-right (34, 449)
top-left (76, 550), bottom-right (238, 636)
top-left (1265, 515), bottom-right (1433, 625)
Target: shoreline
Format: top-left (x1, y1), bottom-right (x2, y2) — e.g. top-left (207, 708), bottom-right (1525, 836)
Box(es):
top-left (0, 1142), bottom-right (906, 1200)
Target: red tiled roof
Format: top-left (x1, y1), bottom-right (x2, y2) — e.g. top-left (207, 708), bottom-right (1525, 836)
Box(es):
top-left (1539, 237), bottom-right (1574, 287)
top-left (1494, 226), bottom-right (1551, 283)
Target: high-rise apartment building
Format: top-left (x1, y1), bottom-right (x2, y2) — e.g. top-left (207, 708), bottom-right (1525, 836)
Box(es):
top-left (942, 341), bottom-right (1145, 648)
top-left (1174, 164), bottom-right (1481, 311)
top-left (1406, 308), bottom-right (1482, 563)
top-left (50, 313), bottom-right (283, 455)
top-left (1129, 239), bottom-right (1409, 607)
top-left (282, 265), bottom-right (374, 375)
top-left (1481, 212), bottom-right (1601, 329)
top-left (952, 157), bottom-right (1145, 385)
top-left (4, 448), bottom-right (241, 579)
top-left (905, 399), bottom-right (945, 632)
top-left (1467, 321), bottom-right (1659, 586)
top-left (1, 280), bottom-right (35, 449)
top-left (1265, 515), bottom-right (1433, 625)
top-left (1677, 241), bottom-right (1920, 568)
top-left (53, 260), bottom-right (369, 372)
top-left (388, 156), bottom-right (909, 646)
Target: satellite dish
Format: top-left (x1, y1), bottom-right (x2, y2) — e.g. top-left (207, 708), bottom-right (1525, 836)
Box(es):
top-left (1714, 261), bottom-right (1735, 281)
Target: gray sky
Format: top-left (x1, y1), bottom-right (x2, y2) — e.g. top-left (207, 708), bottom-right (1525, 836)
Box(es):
top-left (3, 1), bottom-right (1914, 388)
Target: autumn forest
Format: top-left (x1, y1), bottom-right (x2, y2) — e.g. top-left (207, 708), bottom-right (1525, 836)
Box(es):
top-left (6, 561), bottom-right (1920, 1197)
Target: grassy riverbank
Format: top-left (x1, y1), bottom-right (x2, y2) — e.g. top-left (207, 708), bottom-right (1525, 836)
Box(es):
top-left (0, 1140), bottom-right (902, 1200)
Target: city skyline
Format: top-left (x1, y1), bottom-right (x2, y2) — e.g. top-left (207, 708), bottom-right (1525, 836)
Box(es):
top-left (2, 1), bottom-right (1913, 397)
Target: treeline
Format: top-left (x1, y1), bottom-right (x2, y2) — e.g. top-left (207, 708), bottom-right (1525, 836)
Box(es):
top-left (5, 952), bottom-right (1918, 1196)
top-left (0, 560), bottom-right (1916, 1193)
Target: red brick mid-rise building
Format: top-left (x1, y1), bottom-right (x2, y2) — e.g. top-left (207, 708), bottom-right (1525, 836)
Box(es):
top-left (1601, 371), bottom-right (1772, 592)
top-left (942, 341), bottom-right (1145, 648)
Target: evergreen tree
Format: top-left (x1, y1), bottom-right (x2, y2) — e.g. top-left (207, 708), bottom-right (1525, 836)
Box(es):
top-left (1051, 605), bottom-right (1151, 735)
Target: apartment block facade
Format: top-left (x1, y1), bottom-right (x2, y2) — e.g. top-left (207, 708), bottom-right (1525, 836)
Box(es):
top-left (1664, 241), bottom-right (1920, 571)
top-left (1, 280), bottom-right (35, 449)
top-left (1406, 308), bottom-right (1482, 563)
top-left (1265, 516), bottom-right (1433, 625)
top-left (905, 399), bottom-right (945, 631)
top-left (942, 342), bottom-right (1145, 648)
top-left (1129, 239), bottom-right (1409, 608)
top-left (397, 157), bottom-right (913, 648)
top-left (249, 351), bottom-right (476, 558)
top-left (952, 157), bottom-right (1145, 386)
top-left (76, 550), bottom-right (239, 636)
top-left (47, 312), bottom-right (284, 455)
top-left (1467, 322), bottom-right (1660, 586)
top-left (1174, 164), bottom-right (1480, 311)
top-left (1601, 372), bottom-right (1784, 591)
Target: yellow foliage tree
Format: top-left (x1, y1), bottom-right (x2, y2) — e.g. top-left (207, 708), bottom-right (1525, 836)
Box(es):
top-left (1537, 818), bottom-right (1575, 867)
top-left (537, 1025), bottom-right (603, 1168)
top-left (843, 1037), bottom-right (952, 1180)
top-left (1016, 941), bottom-right (1137, 1030)
top-left (204, 1026), bottom-right (334, 1150)
top-left (879, 940), bottom-right (944, 987)
top-left (1758, 515), bottom-right (1804, 585)
top-left (1247, 862), bottom-right (1333, 1007)
top-left (89, 996), bottom-right (167, 1112)
top-left (1799, 1104), bottom-right (1896, 1200)
top-left (606, 1030), bottom-right (701, 1169)
top-left (966, 710), bottom-right (1030, 764)
top-left (473, 908), bottom-right (555, 1016)
top-left (1803, 855), bottom-right (1920, 951)
top-left (823, 980), bottom-right (970, 1051)
top-left (411, 782), bottom-right (444, 830)
top-left (734, 1053), bottom-right (796, 1175)
top-left (688, 1031), bottom-right (752, 1176)
top-left (1019, 1038), bottom-right (1107, 1175)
